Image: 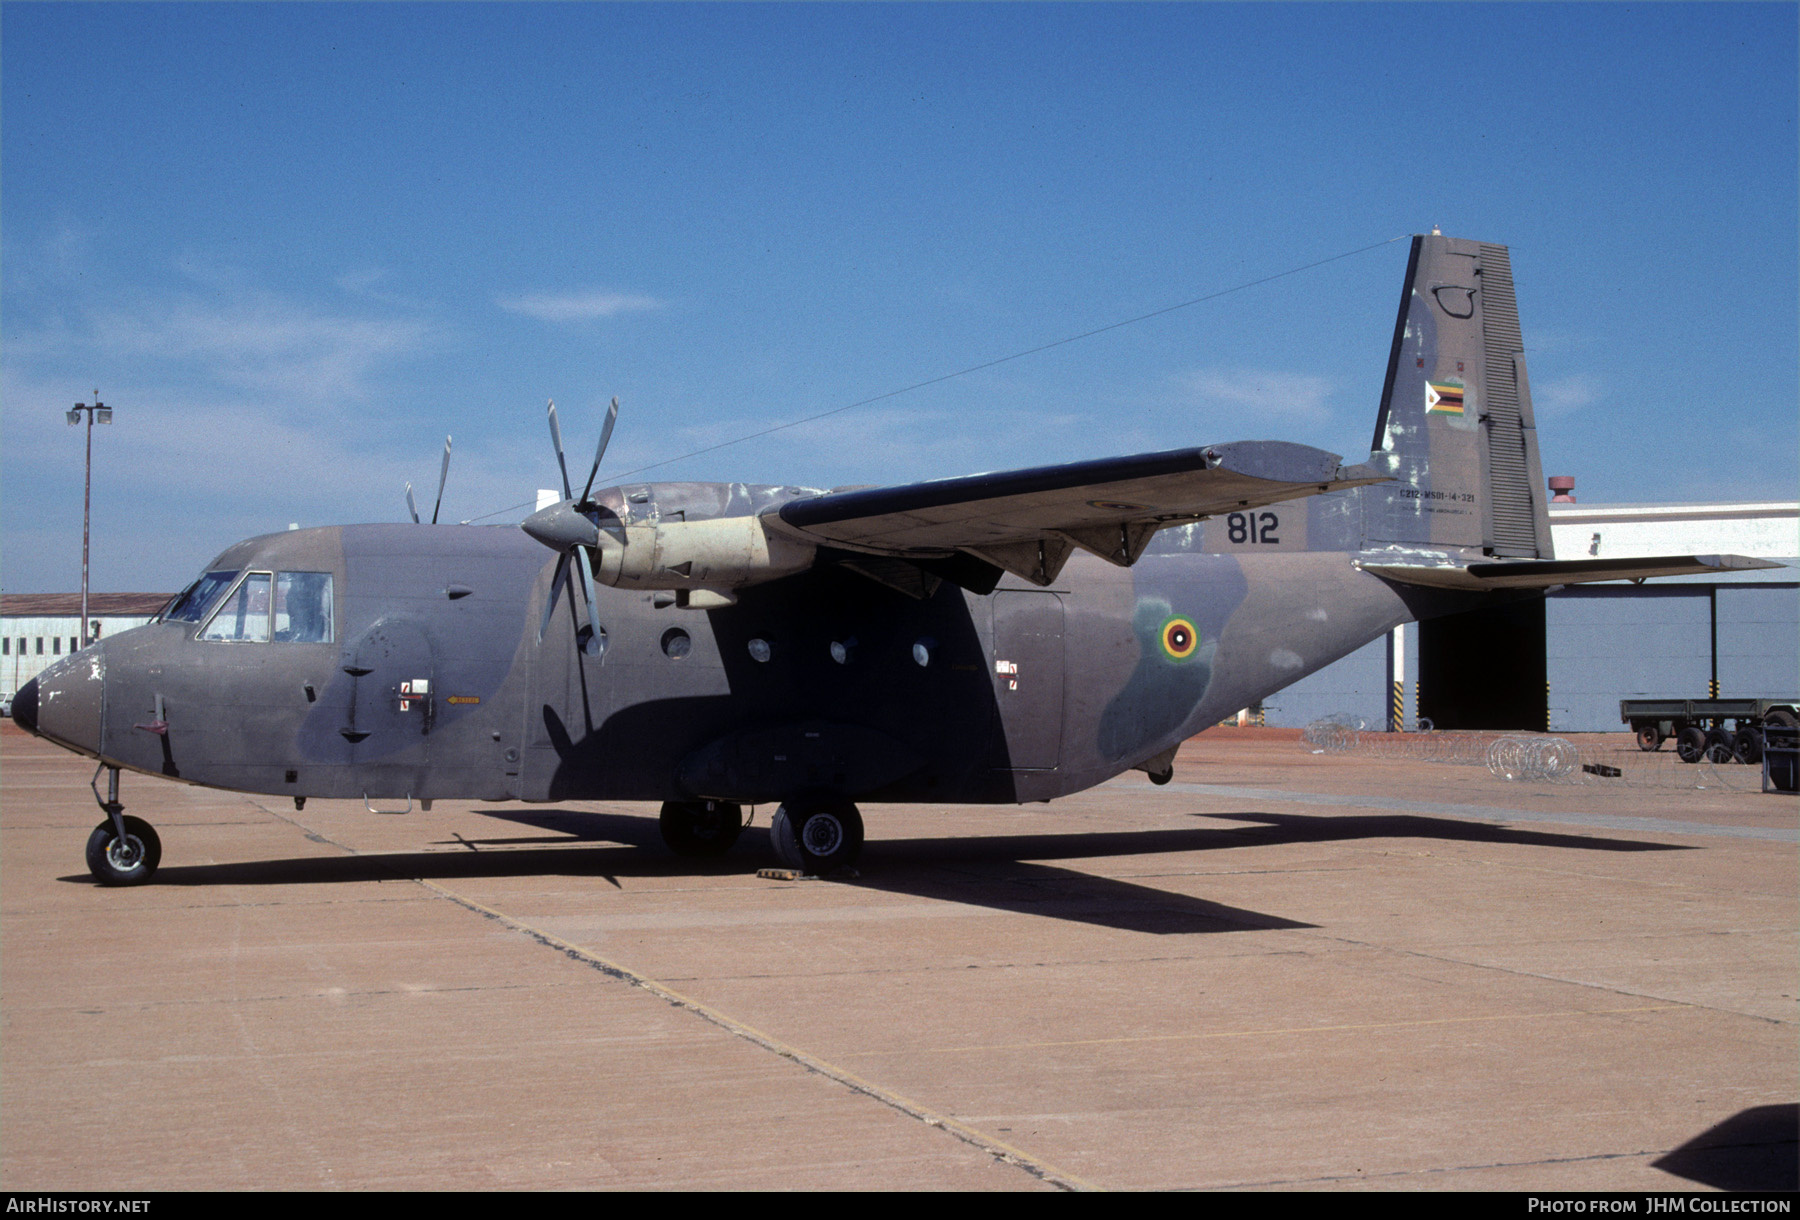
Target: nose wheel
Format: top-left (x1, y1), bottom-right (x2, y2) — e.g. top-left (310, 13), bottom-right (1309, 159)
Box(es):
top-left (84, 765), bottom-right (161, 886)
top-left (769, 796), bottom-right (863, 874)
top-left (86, 815), bottom-right (162, 886)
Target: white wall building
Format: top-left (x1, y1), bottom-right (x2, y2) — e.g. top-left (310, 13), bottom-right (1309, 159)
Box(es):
top-left (1549, 500), bottom-right (1798, 562)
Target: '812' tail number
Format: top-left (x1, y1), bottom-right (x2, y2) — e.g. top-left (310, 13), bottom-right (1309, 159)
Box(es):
top-left (1226, 511), bottom-right (1280, 545)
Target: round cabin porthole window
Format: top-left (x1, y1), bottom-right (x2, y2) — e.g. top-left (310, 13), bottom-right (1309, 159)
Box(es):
top-left (661, 627), bottom-right (692, 660)
top-left (747, 638), bottom-right (772, 663)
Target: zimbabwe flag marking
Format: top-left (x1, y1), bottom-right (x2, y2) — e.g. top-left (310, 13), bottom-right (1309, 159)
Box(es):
top-left (1425, 380), bottom-right (1466, 414)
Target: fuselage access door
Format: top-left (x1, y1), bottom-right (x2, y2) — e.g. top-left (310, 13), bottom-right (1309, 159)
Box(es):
top-left (990, 589), bottom-right (1065, 771)
top-left (341, 615), bottom-right (436, 800)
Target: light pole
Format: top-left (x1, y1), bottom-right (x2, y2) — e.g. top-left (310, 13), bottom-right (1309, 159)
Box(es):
top-left (66, 391), bottom-right (112, 650)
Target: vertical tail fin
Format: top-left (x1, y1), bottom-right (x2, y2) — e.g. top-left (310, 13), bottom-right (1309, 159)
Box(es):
top-left (1363, 233), bottom-right (1553, 558)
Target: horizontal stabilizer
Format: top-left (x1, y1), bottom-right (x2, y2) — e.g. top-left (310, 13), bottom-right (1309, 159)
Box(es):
top-left (773, 440), bottom-right (1385, 586)
top-left (1362, 553), bottom-right (1783, 592)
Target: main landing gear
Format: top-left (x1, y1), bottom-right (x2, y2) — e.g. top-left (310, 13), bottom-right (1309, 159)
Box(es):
top-left (658, 799), bottom-right (745, 857)
top-left (768, 795), bottom-right (864, 875)
top-left (85, 765), bottom-right (160, 886)
top-left (661, 794), bottom-right (865, 875)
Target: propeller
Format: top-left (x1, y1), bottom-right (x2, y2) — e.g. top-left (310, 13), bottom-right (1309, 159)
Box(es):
top-left (405, 436), bottom-right (453, 524)
top-left (528, 398), bottom-right (619, 655)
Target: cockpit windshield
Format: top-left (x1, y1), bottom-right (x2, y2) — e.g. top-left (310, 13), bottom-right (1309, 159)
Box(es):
top-left (161, 570), bottom-right (240, 623)
top-left (195, 571), bottom-right (335, 643)
top-left (201, 573), bottom-right (273, 642)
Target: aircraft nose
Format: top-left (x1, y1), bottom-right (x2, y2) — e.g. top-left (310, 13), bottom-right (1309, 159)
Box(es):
top-left (11, 676), bottom-right (39, 735)
top-left (22, 644), bottom-right (106, 757)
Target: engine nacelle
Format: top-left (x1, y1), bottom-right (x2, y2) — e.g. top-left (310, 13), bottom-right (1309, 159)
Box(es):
top-left (591, 517), bottom-right (816, 594)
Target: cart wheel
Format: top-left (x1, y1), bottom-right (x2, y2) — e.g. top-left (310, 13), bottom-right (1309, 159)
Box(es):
top-left (1732, 729), bottom-right (1763, 766)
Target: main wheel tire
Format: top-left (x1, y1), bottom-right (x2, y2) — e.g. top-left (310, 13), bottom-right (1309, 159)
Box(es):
top-left (1635, 724), bottom-right (1663, 752)
top-left (659, 800), bottom-right (744, 857)
top-left (85, 816), bottom-right (161, 886)
top-left (1674, 726), bottom-right (1707, 764)
top-left (1703, 729), bottom-right (1735, 764)
top-left (768, 806), bottom-right (805, 871)
top-left (770, 797), bottom-right (863, 874)
top-left (1766, 709), bottom-right (1799, 730)
top-left (1732, 729), bottom-right (1764, 766)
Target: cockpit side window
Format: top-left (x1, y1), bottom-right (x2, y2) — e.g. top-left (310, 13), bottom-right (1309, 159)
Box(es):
top-left (274, 572), bottom-right (334, 643)
top-left (162, 570), bottom-right (240, 623)
top-left (199, 573), bottom-right (272, 643)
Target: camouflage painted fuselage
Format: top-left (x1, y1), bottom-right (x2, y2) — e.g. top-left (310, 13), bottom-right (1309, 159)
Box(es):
top-left (37, 479), bottom-right (1464, 809)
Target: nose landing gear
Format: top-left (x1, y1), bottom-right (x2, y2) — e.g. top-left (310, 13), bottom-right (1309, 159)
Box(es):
top-left (85, 765), bottom-right (160, 886)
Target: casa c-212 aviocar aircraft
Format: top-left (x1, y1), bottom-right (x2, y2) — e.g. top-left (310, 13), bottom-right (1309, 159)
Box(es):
top-left (14, 232), bottom-right (1773, 885)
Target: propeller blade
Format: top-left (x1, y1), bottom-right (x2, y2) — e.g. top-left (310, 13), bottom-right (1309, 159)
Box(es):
top-left (405, 482), bottom-right (420, 525)
top-left (575, 546), bottom-right (604, 656)
top-left (579, 397), bottom-right (619, 506)
top-left (431, 436), bottom-right (452, 525)
top-left (537, 552), bottom-right (571, 643)
top-left (546, 399), bottom-right (573, 501)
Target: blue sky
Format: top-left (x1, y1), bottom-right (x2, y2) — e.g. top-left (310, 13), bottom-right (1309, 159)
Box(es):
top-left (4, 2), bottom-right (1795, 593)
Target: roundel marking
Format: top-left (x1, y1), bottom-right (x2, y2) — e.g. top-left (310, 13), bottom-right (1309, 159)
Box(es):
top-left (1160, 616), bottom-right (1198, 661)
top-left (1088, 499), bottom-right (1147, 512)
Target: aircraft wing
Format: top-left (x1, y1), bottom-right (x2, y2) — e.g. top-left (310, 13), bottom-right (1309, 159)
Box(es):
top-left (1361, 554), bottom-right (1784, 591)
top-left (771, 440), bottom-right (1384, 587)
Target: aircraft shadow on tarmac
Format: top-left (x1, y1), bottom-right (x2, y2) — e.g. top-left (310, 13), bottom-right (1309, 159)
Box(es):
top-left (58, 804), bottom-right (1690, 936)
top-left (1653, 1103), bottom-right (1799, 1192)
